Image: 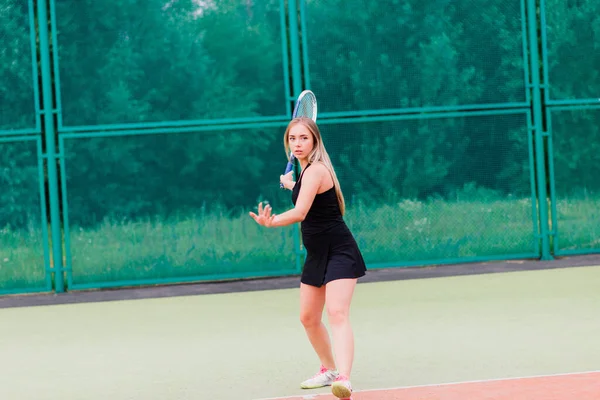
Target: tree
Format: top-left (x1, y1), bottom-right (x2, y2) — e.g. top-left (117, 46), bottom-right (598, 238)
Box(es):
top-left (303, 0), bottom-right (529, 201)
top-left (544, 0), bottom-right (600, 196)
top-left (0, 1), bottom-right (40, 229)
top-left (53, 0), bottom-right (289, 225)
top-left (0, 0), bottom-right (37, 131)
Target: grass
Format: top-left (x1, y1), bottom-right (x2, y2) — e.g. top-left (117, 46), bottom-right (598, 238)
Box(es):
top-left (346, 197), bottom-right (537, 263)
top-left (0, 224), bottom-right (47, 292)
top-left (553, 196), bottom-right (600, 251)
top-left (1, 196), bottom-right (599, 292)
top-left (66, 211), bottom-right (298, 285)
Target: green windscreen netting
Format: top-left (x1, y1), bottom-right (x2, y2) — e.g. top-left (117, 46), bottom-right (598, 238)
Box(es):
top-left (0, 0), bottom-right (37, 132)
top-left (62, 127), bottom-right (297, 286)
top-left (62, 112), bottom-right (538, 286)
top-left (550, 109), bottom-right (600, 254)
top-left (303, 0), bottom-right (527, 114)
top-left (320, 113), bottom-right (537, 263)
top-left (54, 0), bottom-right (288, 127)
top-left (0, 140), bottom-right (48, 293)
top-left (7, 0), bottom-right (600, 292)
top-left (543, 0), bottom-right (600, 100)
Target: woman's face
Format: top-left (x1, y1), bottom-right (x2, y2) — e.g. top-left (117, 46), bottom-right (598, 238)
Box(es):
top-left (288, 123), bottom-right (315, 161)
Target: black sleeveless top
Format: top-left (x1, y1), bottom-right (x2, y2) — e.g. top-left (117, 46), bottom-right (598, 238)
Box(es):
top-left (291, 164), bottom-right (345, 235)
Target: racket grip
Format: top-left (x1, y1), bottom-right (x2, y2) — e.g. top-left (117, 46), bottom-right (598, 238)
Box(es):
top-left (280, 161), bottom-right (294, 189)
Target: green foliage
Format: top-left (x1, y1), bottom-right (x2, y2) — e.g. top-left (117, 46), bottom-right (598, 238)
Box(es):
top-left (54, 0), bottom-right (285, 125)
top-left (62, 126), bottom-right (293, 227)
top-left (305, 0), bottom-right (531, 201)
top-left (551, 109), bottom-right (600, 196)
top-left (544, 0), bottom-right (600, 100)
top-left (1, 0), bottom-right (596, 226)
top-left (50, 0), bottom-right (290, 226)
top-left (0, 141), bottom-right (41, 230)
top-left (304, 0), bottom-right (526, 110)
top-left (1, 0), bottom-right (599, 290)
top-left (0, 195), bottom-right (543, 289)
top-left (0, 0), bottom-right (36, 131)
top-left (0, 224), bottom-right (47, 292)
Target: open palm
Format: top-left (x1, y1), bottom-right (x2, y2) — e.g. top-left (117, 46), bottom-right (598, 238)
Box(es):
top-left (249, 202), bottom-right (275, 227)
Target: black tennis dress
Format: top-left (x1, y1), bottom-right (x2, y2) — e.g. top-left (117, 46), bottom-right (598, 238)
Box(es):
top-left (291, 164), bottom-right (367, 287)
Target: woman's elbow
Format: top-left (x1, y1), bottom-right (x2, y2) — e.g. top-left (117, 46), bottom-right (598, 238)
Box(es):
top-left (296, 210), bottom-right (307, 222)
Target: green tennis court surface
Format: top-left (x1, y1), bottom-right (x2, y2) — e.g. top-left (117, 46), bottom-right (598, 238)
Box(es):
top-left (1, 265), bottom-right (599, 400)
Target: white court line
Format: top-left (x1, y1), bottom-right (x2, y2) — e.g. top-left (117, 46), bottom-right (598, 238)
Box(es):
top-left (253, 369), bottom-right (600, 400)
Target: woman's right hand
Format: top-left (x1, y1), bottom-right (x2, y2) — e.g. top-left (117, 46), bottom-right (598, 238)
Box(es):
top-left (280, 171), bottom-right (295, 190)
top-left (249, 202), bottom-right (275, 227)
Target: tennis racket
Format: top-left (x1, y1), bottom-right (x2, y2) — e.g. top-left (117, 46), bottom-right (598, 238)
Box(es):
top-left (281, 90), bottom-right (318, 188)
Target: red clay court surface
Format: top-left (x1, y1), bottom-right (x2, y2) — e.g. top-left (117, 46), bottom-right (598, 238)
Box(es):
top-left (263, 371), bottom-right (600, 400)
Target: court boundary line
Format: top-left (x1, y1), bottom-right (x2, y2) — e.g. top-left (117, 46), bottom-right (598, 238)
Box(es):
top-left (253, 369), bottom-right (600, 400)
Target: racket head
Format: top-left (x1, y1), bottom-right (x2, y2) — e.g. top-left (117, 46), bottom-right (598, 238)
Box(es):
top-left (280, 91), bottom-right (316, 189)
top-left (292, 90), bottom-right (318, 122)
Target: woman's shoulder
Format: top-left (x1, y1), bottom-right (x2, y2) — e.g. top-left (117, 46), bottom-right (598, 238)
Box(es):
top-left (305, 162), bottom-right (329, 176)
top-left (304, 162), bottom-right (334, 191)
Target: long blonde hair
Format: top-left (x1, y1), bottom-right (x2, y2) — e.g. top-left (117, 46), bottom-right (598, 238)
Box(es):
top-left (284, 117), bottom-right (346, 215)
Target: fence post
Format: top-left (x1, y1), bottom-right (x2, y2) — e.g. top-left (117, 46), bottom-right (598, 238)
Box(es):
top-left (38, 0), bottom-right (65, 291)
top-left (288, 0), bottom-right (302, 97)
top-left (299, 0), bottom-right (311, 90)
top-left (287, 0), bottom-right (306, 273)
top-left (526, 0), bottom-right (552, 260)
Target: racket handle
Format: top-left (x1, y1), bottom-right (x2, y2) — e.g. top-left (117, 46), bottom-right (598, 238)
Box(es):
top-left (280, 161), bottom-right (294, 189)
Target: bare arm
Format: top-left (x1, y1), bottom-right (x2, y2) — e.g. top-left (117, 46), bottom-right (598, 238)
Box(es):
top-left (250, 164), bottom-right (325, 228)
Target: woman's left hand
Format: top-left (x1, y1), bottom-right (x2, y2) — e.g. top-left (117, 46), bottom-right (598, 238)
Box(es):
top-left (249, 202), bottom-right (276, 227)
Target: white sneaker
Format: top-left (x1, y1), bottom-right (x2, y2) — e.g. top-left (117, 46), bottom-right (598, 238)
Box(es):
top-left (300, 365), bottom-right (339, 389)
top-left (331, 375), bottom-right (353, 399)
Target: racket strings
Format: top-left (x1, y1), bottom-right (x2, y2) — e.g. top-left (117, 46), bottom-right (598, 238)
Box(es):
top-left (297, 97), bottom-right (316, 120)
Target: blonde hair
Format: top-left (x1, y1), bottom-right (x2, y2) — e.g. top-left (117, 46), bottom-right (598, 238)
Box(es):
top-left (284, 117), bottom-right (346, 215)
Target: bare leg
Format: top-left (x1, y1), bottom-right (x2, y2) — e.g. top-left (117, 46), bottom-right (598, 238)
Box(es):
top-left (300, 282), bottom-right (336, 370)
top-left (325, 278), bottom-right (357, 378)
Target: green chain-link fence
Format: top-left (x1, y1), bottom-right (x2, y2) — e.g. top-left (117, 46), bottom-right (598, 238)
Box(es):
top-left (541, 0), bottom-right (600, 256)
top-left (1, 0), bottom-right (599, 295)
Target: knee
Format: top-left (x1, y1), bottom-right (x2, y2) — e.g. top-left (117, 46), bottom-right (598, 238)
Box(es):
top-left (326, 305), bottom-right (349, 325)
top-left (300, 311), bottom-right (322, 329)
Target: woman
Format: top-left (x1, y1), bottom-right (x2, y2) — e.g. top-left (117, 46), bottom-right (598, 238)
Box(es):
top-left (249, 117), bottom-right (367, 400)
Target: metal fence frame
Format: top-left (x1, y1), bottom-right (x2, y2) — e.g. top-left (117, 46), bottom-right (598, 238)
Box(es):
top-left (0, 136), bottom-right (52, 295)
top-left (538, 0), bottom-right (600, 256)
top-left (546, 104), bottom-right (600, 257)
top-left (57, 121), bottom-right (305, 291)
top-left (1, 0), bottom-right (597, 295)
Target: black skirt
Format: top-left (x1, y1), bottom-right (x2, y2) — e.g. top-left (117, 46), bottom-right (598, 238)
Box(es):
top-left (300, 222), bottom-right (367, 287)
